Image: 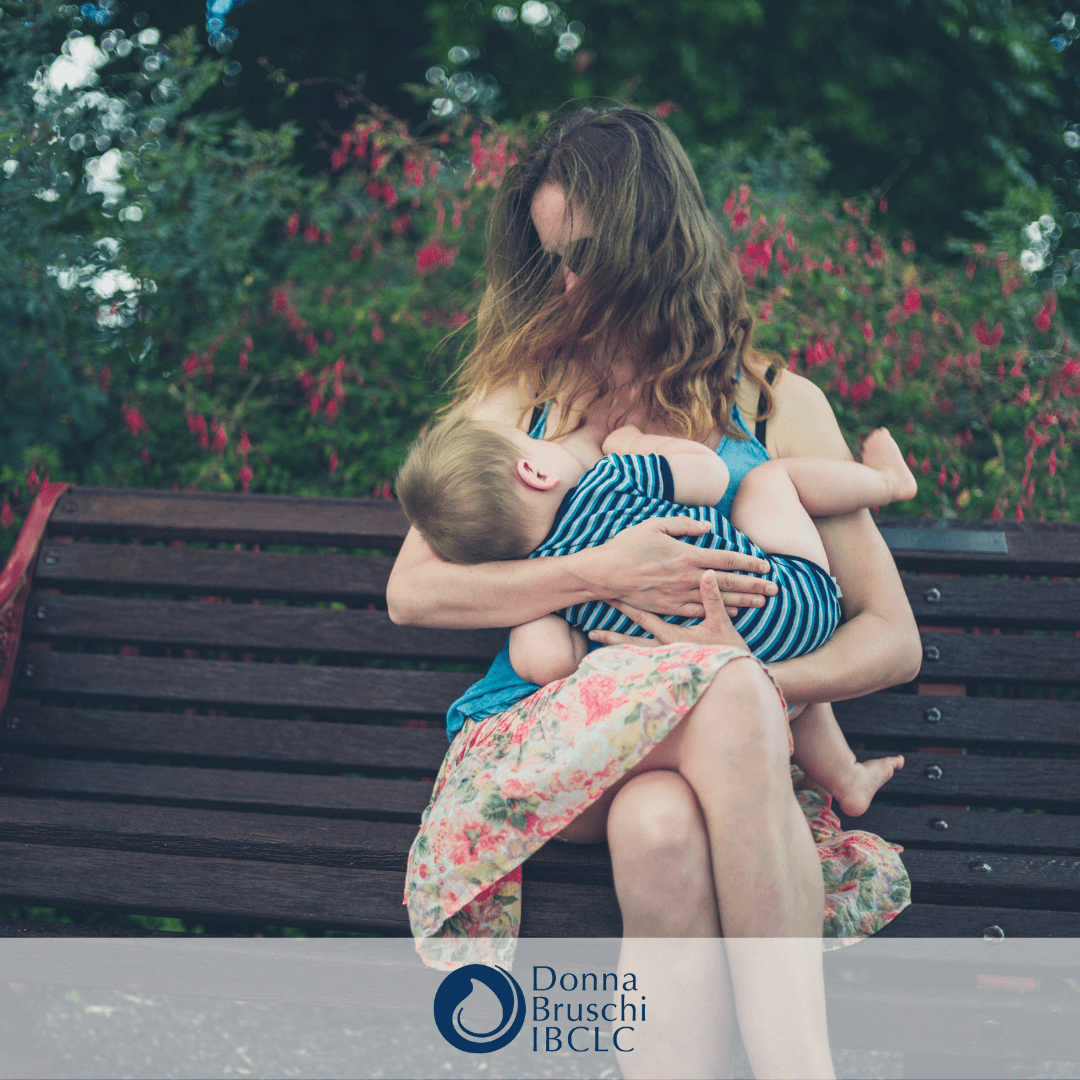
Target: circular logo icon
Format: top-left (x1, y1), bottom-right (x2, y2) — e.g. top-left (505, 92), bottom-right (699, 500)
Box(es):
top-left (433, 964), bottom-right (526, 1053)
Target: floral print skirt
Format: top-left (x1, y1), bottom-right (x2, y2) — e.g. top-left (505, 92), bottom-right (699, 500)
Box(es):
top-left (404, 642), bottom-right (910, 962)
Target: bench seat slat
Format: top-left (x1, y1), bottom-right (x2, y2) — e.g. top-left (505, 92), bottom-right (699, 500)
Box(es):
top-left (877, 515), bottom-right (1080, 576)
top-left (1, 705), bottom-right (449, 771)
top-left (17, 652), bottom-right (478, 715)
top-left (916, 631), bottom-right (1080, 683)
top-left (837, 806), bottom-right (1080, 855)
top-left (903, 575), bottom-right (1080, 629)
top-left (0, 840), bottom-right (623, 936)
top-left (0, 796), bottom-right (422, 869)
top-left (0, 755), bottom-right (432, 820)
top-left (0, 840), bottom-right (412, 931)
top-left (49, 488), bottom-right (410, 548)
top-left (852, 750), bottom-right (1080, 805)
top-left (27, 594), bottom-right (507, 661)
top-left (835, 692), bottom-right (1080, 747)
top-left (35, 544), bottom-right (396, 600)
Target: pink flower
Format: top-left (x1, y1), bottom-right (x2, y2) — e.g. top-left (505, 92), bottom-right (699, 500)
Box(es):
top-left (902, 288), bottom-right (921, 315)
top-left (861, 321), bottom-right (874, 344)
top-left (974, 318), bottom-right (1003, 348)
top-left (729, 206), bottom-right (750, 231)
top-left (416, 240), bottom-right (458, 274)
top-left (901, 236), bottom-right (915, 255)
top-left (1, 502), bottom-right (12, 529)
top-left (284, 212), bottom-right (299, 238)
top-left (239, 465), bottom-right (253, 492)
top-left (211, 425), bottom-right (228, 454)
top-left (1034, 294), bottom-right (1056, 332)
top-left (328, 450), bottom-right (338, 474)
top-left (122, 405), bottom-right (149, 438)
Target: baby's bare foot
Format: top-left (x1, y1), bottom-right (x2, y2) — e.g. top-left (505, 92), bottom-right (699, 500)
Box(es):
top-left (834, 754), bottom-right (905, 817)
top-left (861, 428), bottom-right (918, 503)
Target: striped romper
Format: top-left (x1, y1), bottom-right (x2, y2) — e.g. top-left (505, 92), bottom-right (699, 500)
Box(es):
top-left (529, 452), bottom-right (842, 664)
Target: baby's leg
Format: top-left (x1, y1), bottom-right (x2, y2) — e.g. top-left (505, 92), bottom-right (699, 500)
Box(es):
top-left (774, 428), bottom-right (918, 517)
top-left (729, 461), bottom-right (831, 569)
top-left (791, 702), bottom-right (905, 817)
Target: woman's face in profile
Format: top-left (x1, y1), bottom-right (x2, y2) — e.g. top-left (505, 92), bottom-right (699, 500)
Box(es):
top-left (530, 182), bottom-right (593, 293)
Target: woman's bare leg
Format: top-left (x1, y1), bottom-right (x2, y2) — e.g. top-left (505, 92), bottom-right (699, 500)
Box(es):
top-left (606, 771), bottom-right (735, 1080)
top-left (563, 655), bottom-right (835, 1079)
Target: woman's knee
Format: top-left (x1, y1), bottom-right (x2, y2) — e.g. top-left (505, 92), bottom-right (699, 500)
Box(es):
top-left (607, 772), bottom-right (718, 934)
top-left (608, 771), bottom-right (707, 863)
top-left (693, 657), bottom-right (789, 749)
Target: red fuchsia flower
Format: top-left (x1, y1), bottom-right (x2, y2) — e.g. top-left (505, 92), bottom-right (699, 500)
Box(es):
top-left (122, 405), bottom-right (149, 438)
top-left (845, 236), bottom-right (858, 256)
top-left (239, 465), bottom-right (253, 492)
top-left (182, 355), bottom-right (200, 378)
top-left (239, 430), bottom-right (252, 455)
top-left (785, 230), bottom-right (795, 251)
top-left (974, 318), bottom-right (1003, 348)
top-left (99, 365), bottom-right (112, 395)
top-left (447, 312), bottom-right (469, 329)
top-left (729, 206), bottom-right (751, 231)
top-left (416, 240), bottom-right (459, 274)
top-left (403, 155), bottom-right (424, 189)
top-left (654, 100), bottom-right (681, 118)
top-left (937, 465), bottom-right (947, 488)
top-left (901, 236), bottom-right (915, 255)
top-left (739, 240), bottom-right (772, 281)
top-left (1049, 448), bottom-right (1058, 477)
top-left (757, 300), bottom-right (773, 323)
top-left (1034, 294), bottom-right (1057, 332)
top-left (878, 197), bottom-right (887, 213)
top-left (372, 324), bottom-right (385, 343)
top-left (370, 150), bottom-right (385, 174)
top-left (390, 213), bottom-right (411, 237)
top-left (965, 260), bottom-right (976, 280)
top-left (308, 394), bottom-right (321, 417)
top-left (0, 502), bottom-right (12, 529)
top-left (921, 456), bottom-right (931, 475)
top-left (849, 374), bottom-right (876, 405)
top-left (303, 222), bottom-right (319, 243)
top-left (903, 287), bottom-right (922, 315)
top-left (324, 398), bottom-right (339, 421)
top-left (861, 321), bottom-right (874, 344)
top-left (140, 448), bottom-right (151, 467)
top-left (1015, 504), bottom-right (1024, 521)
top-left (775, 249), bottom-right (790, 275)
top-left (239, 351), bottom-right (249, 372)
top-left (297, 370), bottom-right (313, 392)
top-left (284, 212), bottom-right (299, 238)
top-left (350, 244), bottom-right (362, 261)
top-left (304, 333), bottom-right (318, 356)
top-left (328, 451), bottom-right (338, 475)
top-left (211, 425), bottom-right (228, 454)
top-left (906, 450), bottom-right (917, 468)
top-left (739, 184), bottom-right (750, 204)
top-left (722, 191), bottom-right (737, 214)
top-left (27, 466), bottom-right (40, 494)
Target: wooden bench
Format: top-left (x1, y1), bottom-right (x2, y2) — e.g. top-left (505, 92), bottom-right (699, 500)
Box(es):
top-left (0, 484), bottom-right (1078, 1075)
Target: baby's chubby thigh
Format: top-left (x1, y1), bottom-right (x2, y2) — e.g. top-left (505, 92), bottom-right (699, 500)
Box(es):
top-left (728, 460), bottom-right (830, 569)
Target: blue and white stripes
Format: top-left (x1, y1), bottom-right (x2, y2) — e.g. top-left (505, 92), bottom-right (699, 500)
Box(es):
top-left (529, 454), bottom-right (841, 664)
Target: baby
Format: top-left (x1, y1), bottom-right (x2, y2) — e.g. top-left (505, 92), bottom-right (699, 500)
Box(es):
top-left (397, 411), bottom-right (915, 815)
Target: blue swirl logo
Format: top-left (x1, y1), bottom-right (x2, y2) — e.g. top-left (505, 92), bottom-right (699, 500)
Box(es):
top-left (433, 964), bottom-right (526, 1053)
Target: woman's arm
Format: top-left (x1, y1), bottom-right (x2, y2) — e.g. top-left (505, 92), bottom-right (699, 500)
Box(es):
top-left (759, 373), bottom-right (923, 704)
top-left (387, 385), bottom-right (777, 629)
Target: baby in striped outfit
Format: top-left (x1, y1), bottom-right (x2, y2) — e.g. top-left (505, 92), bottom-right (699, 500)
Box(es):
top-left (397, 412), bottom-right (915, 814)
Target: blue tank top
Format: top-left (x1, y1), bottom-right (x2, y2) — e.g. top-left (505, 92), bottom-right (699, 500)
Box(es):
top-left (444, 397), bottom-right (769, 738)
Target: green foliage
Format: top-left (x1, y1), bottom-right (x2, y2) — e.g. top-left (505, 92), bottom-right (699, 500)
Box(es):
top-left (422, 0), bottom-right (1077, 256)
top-left (1, 3), bottom-right (1078, 565)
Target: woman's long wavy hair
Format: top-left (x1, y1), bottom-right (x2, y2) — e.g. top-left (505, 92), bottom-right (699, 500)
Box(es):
top-left (452, 107), bottom-right (775, 440)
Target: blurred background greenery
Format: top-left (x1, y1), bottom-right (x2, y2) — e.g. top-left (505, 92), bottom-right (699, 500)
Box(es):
top-left (3, 0), bottom-right (1080, 552)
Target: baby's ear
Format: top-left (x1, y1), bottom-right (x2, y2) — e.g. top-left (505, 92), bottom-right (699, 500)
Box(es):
top-left (516, 458), bottom-right (560, 491)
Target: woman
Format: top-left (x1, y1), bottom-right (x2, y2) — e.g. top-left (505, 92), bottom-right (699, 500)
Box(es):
top-left (389, 108), bottom-right (921, 1079)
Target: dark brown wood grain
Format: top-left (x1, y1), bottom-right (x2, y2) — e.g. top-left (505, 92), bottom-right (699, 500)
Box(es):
top-left (0, 841), bottom-right (411, 930)
top-left (915, 631), bottom-right (1080, 683)
top-left (878, 902), bottom-right (1080, 937)
top-left (15, 651), bottom-right (479, 716)
top-left (834, 692), bottom-right (1080, 747)
top-left (0, 796), bottom-right (422, 869)
top-left (852, 750), bottom-right (1080, 805)
top-left (48, 488), bottom-right (410, 548)
top-left (34, 543), bottom-right (396, 601)
top-left (0, 704), bottom-right (450, 771)
top-left (0, 756), bottom-right (434, 820)
top-left (836, 805), bottom-right (1080, 855)
top-left (876, 515), bottom-right (1080, 575)
top-left (26, 593), bottom-right (507, 661)
top-left (903, 574), bottom-right (1080, 629)
top-left (901, 849), bottom-right (1080, 908)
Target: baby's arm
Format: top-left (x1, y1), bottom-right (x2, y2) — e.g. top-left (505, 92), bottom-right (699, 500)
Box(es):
top-left (509, 614), bottom-right (589, 685)
top-left (602, 425), bottom-right (729, 506)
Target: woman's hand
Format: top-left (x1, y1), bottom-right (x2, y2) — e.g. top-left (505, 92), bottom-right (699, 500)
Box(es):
top-left (588, 570), bottom-right (752, 650)
top-left (584, 517), bottom-right (777, 620)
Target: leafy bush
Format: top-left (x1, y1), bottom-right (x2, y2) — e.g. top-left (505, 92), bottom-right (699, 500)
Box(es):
top-left (1, 2), bottom-right (1077, 561)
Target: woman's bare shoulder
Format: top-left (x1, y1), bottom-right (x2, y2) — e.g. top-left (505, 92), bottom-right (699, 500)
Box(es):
top-left (768, 369), bottom-right (854, 461)
top-left (463, 380), bottom-right (534, 428)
